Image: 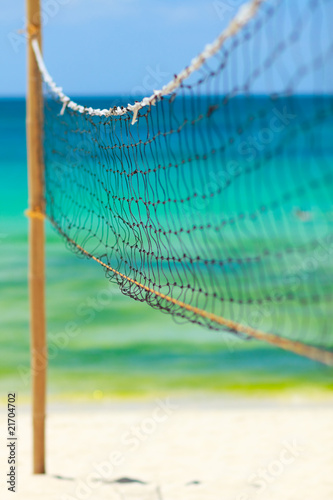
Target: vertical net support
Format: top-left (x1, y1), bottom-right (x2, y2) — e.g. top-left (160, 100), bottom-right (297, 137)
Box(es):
top-left (26, 0), bottom-right (46, 474)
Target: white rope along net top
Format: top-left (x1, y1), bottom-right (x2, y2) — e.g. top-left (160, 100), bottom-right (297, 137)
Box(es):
top-left (32, 0), bottom-right (265, 124)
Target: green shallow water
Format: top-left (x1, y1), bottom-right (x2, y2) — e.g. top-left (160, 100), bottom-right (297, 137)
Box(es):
top-left (0, 98), bottom-right (332, 400)
top-left (1, 233), bottom-right (332, 400)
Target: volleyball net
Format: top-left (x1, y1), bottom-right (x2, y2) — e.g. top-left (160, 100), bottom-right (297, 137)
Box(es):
top-left (32, 0), bottom-right (333, 364)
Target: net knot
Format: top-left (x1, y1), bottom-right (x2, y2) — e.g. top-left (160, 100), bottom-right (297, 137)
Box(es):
top-left (25, 208), bottom-right (45, 220)
top-left (128, 102), bottom-right (142, 125)
top-left (60, 98), bottom-right (70, 115)
top-left (26, 23), bottom-right (40, 39)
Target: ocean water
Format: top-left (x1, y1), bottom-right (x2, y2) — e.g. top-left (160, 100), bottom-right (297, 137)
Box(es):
top-left (1, 97), bottom-right (332, 401)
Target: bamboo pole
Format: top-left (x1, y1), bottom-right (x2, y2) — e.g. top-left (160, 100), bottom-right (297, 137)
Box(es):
top-left (26, 0), bottom-right (46, 474)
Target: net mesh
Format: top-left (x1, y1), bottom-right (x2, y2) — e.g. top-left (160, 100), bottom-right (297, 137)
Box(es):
top-left (42, 0), bottom-right (333, 354)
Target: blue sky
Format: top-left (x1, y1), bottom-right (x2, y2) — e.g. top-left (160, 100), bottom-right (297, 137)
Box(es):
top-left (0, 0), bottom-right (234, 96)
top-left (0, 0), bottom-right (332, 97)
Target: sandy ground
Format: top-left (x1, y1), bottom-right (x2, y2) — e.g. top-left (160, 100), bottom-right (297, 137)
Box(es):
top-left (1, 396), bottom-right (333, 500)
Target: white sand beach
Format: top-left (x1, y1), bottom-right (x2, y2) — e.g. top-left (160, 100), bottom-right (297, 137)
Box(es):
top-left (2, 396), bottom-right (333, 500)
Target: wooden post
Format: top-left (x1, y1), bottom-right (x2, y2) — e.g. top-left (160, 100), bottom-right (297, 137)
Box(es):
top-left (26, 0), bottom-right (46, 474)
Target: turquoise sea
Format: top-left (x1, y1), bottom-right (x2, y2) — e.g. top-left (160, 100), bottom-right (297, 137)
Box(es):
top-left (1, 97), bottom-right (332, 401)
